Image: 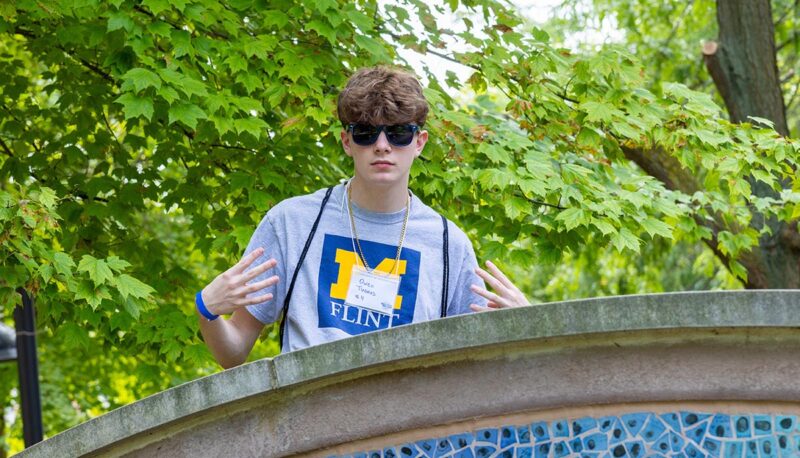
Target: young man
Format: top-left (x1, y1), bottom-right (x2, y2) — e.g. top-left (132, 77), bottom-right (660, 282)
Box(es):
top-left (197, 67), bottom-right (528, 368)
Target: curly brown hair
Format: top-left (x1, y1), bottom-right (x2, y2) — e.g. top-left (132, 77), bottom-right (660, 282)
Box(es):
top-left (337, 66), bottom-right (429, 128)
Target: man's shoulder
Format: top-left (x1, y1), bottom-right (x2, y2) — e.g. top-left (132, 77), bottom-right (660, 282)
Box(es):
top-left (268, 185), bottom-right (339, 221)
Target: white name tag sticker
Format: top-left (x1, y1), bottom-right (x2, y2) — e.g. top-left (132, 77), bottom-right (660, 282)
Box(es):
top-left (345, 265), bottom-right (400, 314)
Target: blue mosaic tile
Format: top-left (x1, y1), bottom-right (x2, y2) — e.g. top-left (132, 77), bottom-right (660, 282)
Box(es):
top-left (641, 415), bottom-right (667, 443)
top-left (702, 437), bottom-right (722, 457)
top-left (473, 445), bottom-right (495, 458)
top-left (368, 451), bottom-right (382, 458)
top-left (433, 439), bottom-right (452, 457)
top-left (681, 412), bottom-right (711, 430)
top-left (450, 434), bottom-right (472, 451)
top-left (776, 416), bottom-right (795, 433)
top-left (744, 440), bottom-right (758, 458)
top-left (569, 437), bottom-right (584, 453)
top-left (685, 442), bottom-right (707, 458)
top-left (621, 413), bottom-right (648, 437)
top-left (530, 422), bottom-right (549, 441)
top-left (710, 414), bottom-right (733, 438)
top-left (516, 426), bottom-right (530, 444)
top-left (495, 448), bottom-right (513, 458)
top-left (453, 449), bottom-right (473, 458)
top-left (584, 432), bottom-right (607, 452)
top-left (552, 440), bottom-right (569, 457)
top-left (500, 427), bottom-right (517, 448)
top-left (734, 416), bottom-right (751, 439)
top-left (399, 445), bottom-right (417, 457)
top-left (416, 439), bottom-right (436, 457)
top-left (353, 453), bottom-right (368, 458)
top-left (625, 439), bottom-right (645, 458)
top-left (687, 421), bottom-right (709, 445)
top-left (609, 419), bottom-right (628, 445)
top-left (573, 417), bottom-right (598, 436)
top-left (754, 415), bottom-right (773, 436)
top-left (651, 432), bottom-right (671, 455)
top-left (758, 437), bottom-right (777, 458)
top-left (723, 441), bottom-right (743, 458)
top-left (660, 413), bottom-right (681, 433)
top-left (599, 416), bottom-right (615, 433)
top-left (516, 446), bottom-right (532, 458)
top-left (384, 447), bottom-right (398, 458)
top-left (533, 442), bottom-right (550, 458)
top-left (669, 430), bottom-right (686, 452)
top-left (793, 435), bottom-right (800, 452)
top-left (779, 435), bottom-right (794, 458)
top-left (475, 429), bottom-right (498, 445)
top-left (553, 420), bottom-right (569, 438)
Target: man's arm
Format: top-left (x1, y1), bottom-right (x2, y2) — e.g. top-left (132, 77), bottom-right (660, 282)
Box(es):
top-left (198, 308), bottom-right (265, 369)
top-left (197, 247), bottom-right (280, 368)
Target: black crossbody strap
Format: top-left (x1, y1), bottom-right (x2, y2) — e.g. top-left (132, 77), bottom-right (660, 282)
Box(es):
top-left (440, 215), bottom-right (449, 318)
top-left (279, 186), bottom-right (334, 350)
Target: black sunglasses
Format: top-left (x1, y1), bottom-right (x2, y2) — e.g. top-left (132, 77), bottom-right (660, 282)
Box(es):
top-left (346, 123), bottom-right (420, 147)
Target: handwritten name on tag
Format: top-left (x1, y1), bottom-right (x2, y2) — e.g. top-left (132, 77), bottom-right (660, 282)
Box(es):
top-left (345, 265), bottom-right (400, 314)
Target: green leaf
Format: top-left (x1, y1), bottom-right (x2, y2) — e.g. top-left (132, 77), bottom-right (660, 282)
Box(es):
top-left (37, 187), bottom-right (58, 209)
top-left (106, 256), bottom-right (132, 272)
top-left (121, 68), bottom-right (162, 92)
top-left (555, 207), bottom-right (586, 230)
top-left (115, 93), bottom-right (154, 121)
top-left (77, 255), bottom-right (114, 285)
top-left (142, 0), bottom-right (170, 15)
top-left (234, 117), bottom-right (267, 139)
top-left (53, 252), bottom-right (75, 277)
top-left (107, 12), bottom-right (134, 32)
top-left (307, 19), bottom-right (336, 44)
top-left (503, 196), bottom-right (529, 220)
top-left (580, 101), bottom-right (618, 123)
top-left (114, 274), bottom-right (155, 299)
top-left (641, 217), bottom-right (673, 238)
top-left (611, 227), bottom-right (640, 252)
top-left (168, 103), bottom-right (207, 129)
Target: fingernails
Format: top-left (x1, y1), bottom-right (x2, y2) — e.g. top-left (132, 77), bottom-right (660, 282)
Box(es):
top-left (487, 260), bottom-right (494, 266)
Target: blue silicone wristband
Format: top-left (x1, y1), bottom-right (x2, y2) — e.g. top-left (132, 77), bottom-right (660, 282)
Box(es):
top-left (195, 291), bottom-right (219, 321)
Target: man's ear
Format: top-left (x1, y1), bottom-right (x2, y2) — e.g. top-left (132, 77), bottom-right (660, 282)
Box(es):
top-left (414, 130), bottom-right (428, 158)
top-left (341, 130), bottom-right (353, 157)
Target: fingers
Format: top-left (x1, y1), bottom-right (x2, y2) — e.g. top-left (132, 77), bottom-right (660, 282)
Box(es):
top-left (470, 284), bottom-right (511, 308)
top-left (470, 301), bottom-right (500, 313)
top-left (239, 293), bottom-right (273, 306)
top-left (241, 258), bottom-right (278, 282)
top-left (233, 247), bottom-right (265, 274)
top-left (485, 260), bottom-right (520, 293)
top-left (474, 266), bottom-right (511, 298)
top-left (239, 275), bottom-right (279, 295)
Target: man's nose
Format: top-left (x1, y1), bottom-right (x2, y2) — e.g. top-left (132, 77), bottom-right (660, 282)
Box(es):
top-left (374, 131), bottom-right (391, 151)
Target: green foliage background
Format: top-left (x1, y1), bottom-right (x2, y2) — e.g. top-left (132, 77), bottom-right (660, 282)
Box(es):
top-left (1, 0), bottom-right (798, 453)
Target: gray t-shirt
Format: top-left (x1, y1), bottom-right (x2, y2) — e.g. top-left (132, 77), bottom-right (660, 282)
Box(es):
top-left (245, 183), bottom-right (486, 352)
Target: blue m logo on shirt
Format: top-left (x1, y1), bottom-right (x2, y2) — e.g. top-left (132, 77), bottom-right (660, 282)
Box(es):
top-left (317, 234), bottom-right (421, 335)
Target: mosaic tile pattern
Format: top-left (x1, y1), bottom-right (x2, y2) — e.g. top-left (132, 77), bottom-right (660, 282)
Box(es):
top-left (335, 412), bottom-right (800, 458)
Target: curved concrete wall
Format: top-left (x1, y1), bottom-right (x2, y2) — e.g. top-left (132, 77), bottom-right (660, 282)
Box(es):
top-left (16, 290), bottom-right (800, 457)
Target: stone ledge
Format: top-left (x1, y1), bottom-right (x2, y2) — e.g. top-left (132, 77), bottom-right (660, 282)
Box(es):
top-left (16, 290), bottom-right (800, 457)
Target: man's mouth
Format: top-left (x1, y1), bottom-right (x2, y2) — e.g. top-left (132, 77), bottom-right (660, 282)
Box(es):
top-left (371, 161), bottom-right (394, 166)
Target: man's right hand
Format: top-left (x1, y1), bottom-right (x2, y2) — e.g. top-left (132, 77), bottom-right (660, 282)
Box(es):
top-left (200, 247), bottom-right (279, 317)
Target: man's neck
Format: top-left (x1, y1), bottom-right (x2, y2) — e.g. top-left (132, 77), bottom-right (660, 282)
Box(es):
top-left (348, 177), bottom-right (409, 213)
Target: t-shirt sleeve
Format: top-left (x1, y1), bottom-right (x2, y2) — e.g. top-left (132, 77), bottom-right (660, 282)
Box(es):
top-left (445, 223), bottom-right (487, 316)
top-left (244, 214), bottom-right (286, 324)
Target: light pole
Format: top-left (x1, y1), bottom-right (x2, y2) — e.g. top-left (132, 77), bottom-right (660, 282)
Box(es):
top-left (0, 289), bottom-right (43, 448)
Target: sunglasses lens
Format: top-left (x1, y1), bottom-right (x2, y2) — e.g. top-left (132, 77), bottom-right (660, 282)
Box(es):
top-left (349, 124), bottom-right (417, 146)
top-left (351, 124), bottom-right (379, 146)
top-left (385, 125), bottom-right (416, 146)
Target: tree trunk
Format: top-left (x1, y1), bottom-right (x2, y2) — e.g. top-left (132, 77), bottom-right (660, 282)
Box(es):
top-left (700, 0), bottom-right (800, 288)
